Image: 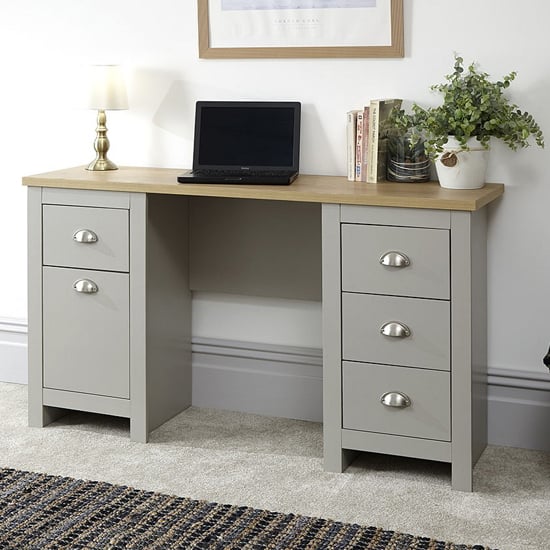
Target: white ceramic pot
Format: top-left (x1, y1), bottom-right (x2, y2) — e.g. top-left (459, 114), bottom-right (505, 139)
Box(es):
top-left (435, 136), bottom-right (489, 189)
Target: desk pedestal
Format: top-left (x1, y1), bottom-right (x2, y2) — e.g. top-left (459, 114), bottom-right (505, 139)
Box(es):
top-left (28, 188), bottom-right (191, 442)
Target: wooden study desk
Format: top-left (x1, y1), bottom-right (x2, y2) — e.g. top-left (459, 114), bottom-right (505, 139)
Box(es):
top-left (24, 166), bottom-right (503, 491)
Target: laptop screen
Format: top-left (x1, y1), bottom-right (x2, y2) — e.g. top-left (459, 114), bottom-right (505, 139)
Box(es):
top-left (193, 101), bottom-right (301, 171)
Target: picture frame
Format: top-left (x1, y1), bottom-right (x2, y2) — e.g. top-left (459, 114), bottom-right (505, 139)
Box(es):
top-left (197, 0), bottom-right (404, 59)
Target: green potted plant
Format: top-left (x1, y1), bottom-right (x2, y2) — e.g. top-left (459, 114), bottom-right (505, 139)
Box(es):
top-left (389, 56), bottom-right (544, 189)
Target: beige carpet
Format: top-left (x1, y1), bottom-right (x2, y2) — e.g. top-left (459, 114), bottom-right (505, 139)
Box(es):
top-left (1, 382), bottom-right (549, 549)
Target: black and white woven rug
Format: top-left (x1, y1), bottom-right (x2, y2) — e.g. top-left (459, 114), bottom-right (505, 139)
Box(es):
top-left (0, 468), bottom-right (495, 549)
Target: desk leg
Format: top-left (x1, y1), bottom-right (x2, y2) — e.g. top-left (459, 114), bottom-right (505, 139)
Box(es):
top-left (129, 194), bottom-right (192, 443)
top-left (450, 210), bottom-right (488, 492)
top-left (28, 404), bottom-right (66, 428)
top-left (322, 204), bottom-right (345, 472)
top-left (324, 446), bottom-right (357, 473)
top-left (130, 418), bottom-right (148, 443)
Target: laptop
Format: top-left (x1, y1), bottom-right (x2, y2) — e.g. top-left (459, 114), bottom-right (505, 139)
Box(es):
top-left (177, 101), bottom-right (301, 185)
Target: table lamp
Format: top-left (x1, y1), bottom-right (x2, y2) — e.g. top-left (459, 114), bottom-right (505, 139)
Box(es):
top-left (86, 65), bottom-right (128, 171)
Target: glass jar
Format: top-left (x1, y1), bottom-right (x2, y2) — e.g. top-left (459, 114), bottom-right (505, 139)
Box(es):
top-left (386, 134), bottom-right (431, 183)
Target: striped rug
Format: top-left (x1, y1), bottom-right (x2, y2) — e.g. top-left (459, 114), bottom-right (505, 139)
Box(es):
top-left (0, 468), bottom-right (495, 549)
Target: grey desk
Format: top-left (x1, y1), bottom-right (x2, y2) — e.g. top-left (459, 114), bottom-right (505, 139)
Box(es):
top-left (24, 166), bottom-right (504, 491)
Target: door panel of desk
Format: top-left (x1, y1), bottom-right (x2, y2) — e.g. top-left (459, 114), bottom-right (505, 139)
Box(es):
top-left (42, 266), bottom-right (129, 399)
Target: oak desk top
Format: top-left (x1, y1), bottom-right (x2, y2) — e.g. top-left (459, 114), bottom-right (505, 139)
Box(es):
top-left (23, 166), bottom-right (504, 212)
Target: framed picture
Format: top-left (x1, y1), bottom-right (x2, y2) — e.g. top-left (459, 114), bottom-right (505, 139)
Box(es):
top-left (198, 0), bottom-right (404, 59)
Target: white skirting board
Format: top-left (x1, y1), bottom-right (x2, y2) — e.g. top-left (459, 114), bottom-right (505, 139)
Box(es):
top-left (1, 320), bottom-right (549, 451)
top-left (487, 368), bottom-right (550, 452)
top-left (0, 319), bottom-right (28, 384)
top-left (191, 338), bottom-right (323, 422)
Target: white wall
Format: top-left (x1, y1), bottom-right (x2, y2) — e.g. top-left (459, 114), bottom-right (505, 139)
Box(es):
top-left (1, 1), bottom-right (549, 374)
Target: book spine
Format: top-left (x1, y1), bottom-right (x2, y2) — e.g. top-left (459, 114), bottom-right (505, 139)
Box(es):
top-left (346, 110), bottom-right (358, 181)
top-left (355, 111), bottom-right (364, 181)
top-left (361, 106), bottom-right (369, 182)
top-left (366, 101), bottom-right (379, 183)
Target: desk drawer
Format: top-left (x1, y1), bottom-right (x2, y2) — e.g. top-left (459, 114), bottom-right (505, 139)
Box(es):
top-left (42, 266), bottom-right (129, 399)
top-left (342, 293), bottom-right (450, 371)
top-left (341, 224), bottom-right (449, 299)
top-left (43, 205), bottom-right (129, 272)
top-left (342, 361), bottom-right (450, 441)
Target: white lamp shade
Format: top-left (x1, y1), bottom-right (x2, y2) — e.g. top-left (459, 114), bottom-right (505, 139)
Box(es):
top-left (87, 65), bottom-right (128, 110)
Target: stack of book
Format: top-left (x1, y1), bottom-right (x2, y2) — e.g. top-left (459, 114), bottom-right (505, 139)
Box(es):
top-left (346, 98), bottom-right (402, 183)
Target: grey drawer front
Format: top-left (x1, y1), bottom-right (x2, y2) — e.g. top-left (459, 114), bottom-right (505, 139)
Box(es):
top-left (43, 205), bottom-right (129, 272)
top-left (341, 224), bottom-right (449, 299)
top-left (43, 267), bottom-right (129, 399)
top-left (342, 361), bottom-right (450, 441)
top-left (342, 293), bottom-right (450, 371)
top-left (42, 188), bottom-right (130, 209)
top-left (341, 205), bottom-right (450, 229)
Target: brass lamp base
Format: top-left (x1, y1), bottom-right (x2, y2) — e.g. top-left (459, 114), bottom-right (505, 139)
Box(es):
top-left (87, 158), bottom-right (118, 171)
top-left (86, 109), bottom-right (119, 171)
